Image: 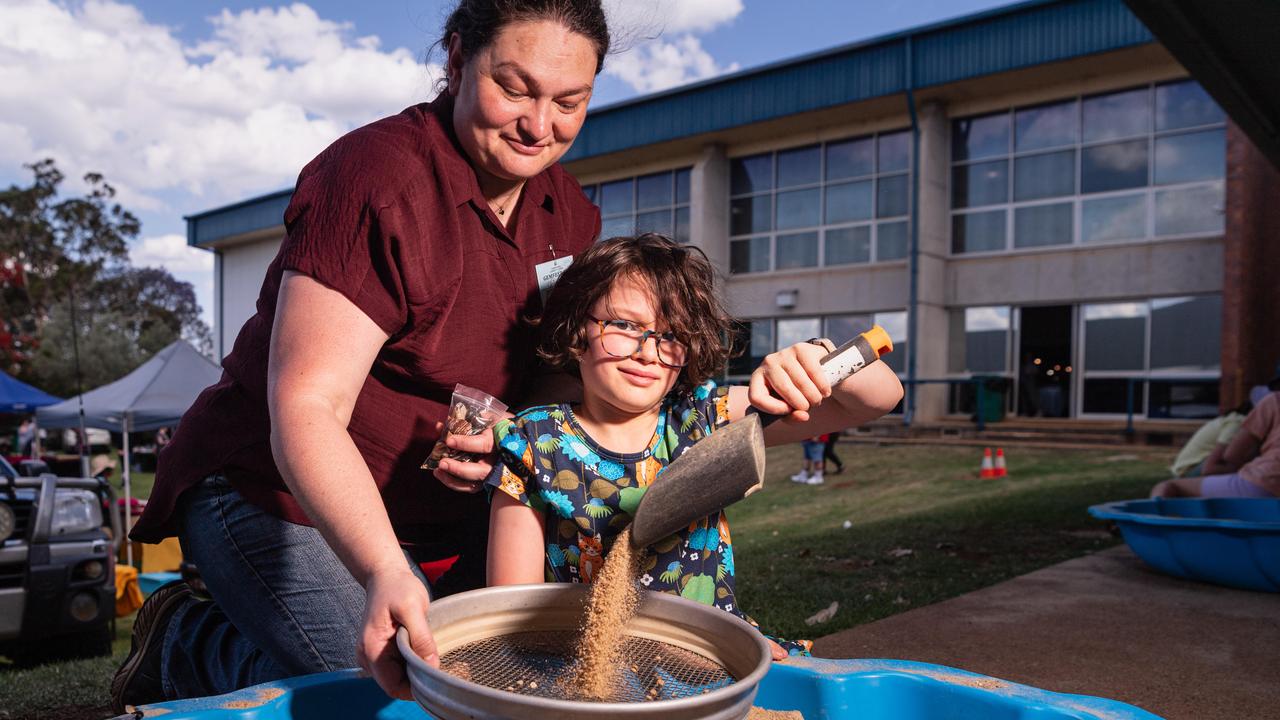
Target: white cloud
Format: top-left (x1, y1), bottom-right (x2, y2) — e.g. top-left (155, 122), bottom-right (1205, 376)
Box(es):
top-left (130, 234), bottom-right (214, 274)
top-left (601, 0), bottom-right (742, 95)
top-left (0, 0), bottom-right (440, 209)
top-left (604, 0), bottom-right (743, 36)
top-left (605, 35), bottom-right (739, 94)
top-left (194, 3), bottom-right (356, 64)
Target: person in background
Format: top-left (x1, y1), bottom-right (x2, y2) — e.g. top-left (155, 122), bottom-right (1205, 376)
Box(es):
top-left (91, 454), bottom-right (117, 484)
top-left (1168, 388), bottom-right (1263, 479)
top-left (16, 418), bottom-right (35, 456)
top-left (792, 435), bottom-right (827, 486)
top-left (1151, 373), bottom-right (1280, 498)
top-left (823, 430), bottom-right (845, 475)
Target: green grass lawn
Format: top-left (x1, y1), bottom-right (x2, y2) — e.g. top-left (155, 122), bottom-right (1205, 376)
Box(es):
top-left (731, 443), bottom-right (1169, 640)
top-left (0, 614), bottom-right (134, 720)
top-left (0, 443), bottom-right (1170, 719)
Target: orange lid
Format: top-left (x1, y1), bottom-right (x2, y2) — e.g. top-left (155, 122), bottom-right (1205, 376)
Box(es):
top-left (862, 325), bottom-right (893, 358)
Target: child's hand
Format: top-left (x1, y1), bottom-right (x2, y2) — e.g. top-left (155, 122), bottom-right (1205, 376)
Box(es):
top-left (431, 420), bottom-right (495, 493)
top-left (768, 638), bottom-right (789, 661)
top-left (748, 342), bottom-right (832, 422)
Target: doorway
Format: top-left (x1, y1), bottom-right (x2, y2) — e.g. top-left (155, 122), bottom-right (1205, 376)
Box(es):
top-left (1017, 305), bottom-right (1073, 418)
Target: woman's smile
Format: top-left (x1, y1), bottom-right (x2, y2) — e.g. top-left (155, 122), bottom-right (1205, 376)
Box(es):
top-left (503, 135), bottom-right (548, 155)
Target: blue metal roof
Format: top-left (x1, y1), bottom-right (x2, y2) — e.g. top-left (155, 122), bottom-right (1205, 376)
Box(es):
top-left (189, 0), bottom-right (1154, 247)
top-left (186, 189), bottom-right (292, 248)
top-left (562, 0), bottom-right (1152, 162)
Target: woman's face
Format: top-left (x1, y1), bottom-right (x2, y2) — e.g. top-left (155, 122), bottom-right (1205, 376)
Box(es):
top-left (449, 20), bottom-right (597, 188)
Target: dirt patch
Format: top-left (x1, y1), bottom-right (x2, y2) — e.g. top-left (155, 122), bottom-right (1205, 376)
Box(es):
top-left (747, 708), bottom-right (804, 719)
top-left (221, 687), bottom-right (285, 709)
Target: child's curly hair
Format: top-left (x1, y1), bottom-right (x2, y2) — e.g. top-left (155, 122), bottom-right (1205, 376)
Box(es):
top-left (538, 233), bottom-right (734, 394)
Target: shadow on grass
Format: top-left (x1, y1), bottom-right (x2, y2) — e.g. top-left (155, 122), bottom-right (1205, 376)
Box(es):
top-left (730, 444), bottom-right (1168, 640)
top-left (0, 613), bottom-right (133, 720)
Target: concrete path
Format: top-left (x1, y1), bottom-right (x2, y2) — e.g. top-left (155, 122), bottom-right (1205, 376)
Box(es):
top-left (814, 546), bottom-right (1279, 720)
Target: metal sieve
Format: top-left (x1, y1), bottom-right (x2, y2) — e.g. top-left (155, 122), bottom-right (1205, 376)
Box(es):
top-left (397, 583), bottom-right (771, 720)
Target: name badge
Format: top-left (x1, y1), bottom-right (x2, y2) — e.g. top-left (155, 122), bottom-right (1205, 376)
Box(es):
top-left (535, 255), bottom-right (574, 303)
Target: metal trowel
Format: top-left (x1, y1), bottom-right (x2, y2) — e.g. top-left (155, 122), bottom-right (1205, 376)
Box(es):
top-left (630, 325), bottom-right (894, 548)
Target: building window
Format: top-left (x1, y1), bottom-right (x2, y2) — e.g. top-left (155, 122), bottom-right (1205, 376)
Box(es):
top-left (948, 306), bottom-right (1011, 375)
top-left (951, 80), bottom-right (1225, 255)
top-left (1079, 295), bottom-right (1221, 418)
top-left (728, 311), bottom-right (906, 377)
top-left (582, 167), bottom-right (692, 243)
top-left (729, 130), bottom-right (911, 274)
top-left (945, 306), bottom-right (1015, 417)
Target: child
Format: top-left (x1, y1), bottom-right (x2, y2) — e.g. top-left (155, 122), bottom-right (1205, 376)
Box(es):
top-left (485, 234), bottom-right (903, 658)
top-left (792, 435), bottom-right (826, 485)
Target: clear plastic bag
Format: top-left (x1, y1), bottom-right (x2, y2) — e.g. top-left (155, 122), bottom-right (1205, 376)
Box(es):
top-left (421, 384), bottom-right (508, 470)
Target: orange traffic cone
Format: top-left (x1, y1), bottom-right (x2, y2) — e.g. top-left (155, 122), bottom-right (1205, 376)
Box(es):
top-left (979, 447), bottom-right (996, 478)
top-left (994, 448), bottom-right (1008, 478)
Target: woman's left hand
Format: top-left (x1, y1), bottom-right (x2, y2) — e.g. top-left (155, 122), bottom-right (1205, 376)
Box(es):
top-left (748, 342), bottom-right (832, 422)
top-left (431, 421), bottom-right (495, 493)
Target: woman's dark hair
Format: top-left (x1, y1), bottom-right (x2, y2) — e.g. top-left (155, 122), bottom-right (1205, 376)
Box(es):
top-left (437, 0), bottom-right (610, 82)
top-left (538, 234), bottom-right (735, 395)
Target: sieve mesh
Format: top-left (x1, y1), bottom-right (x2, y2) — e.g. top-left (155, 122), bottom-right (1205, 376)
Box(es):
top-left (439, 630), bottom-right (735, 703)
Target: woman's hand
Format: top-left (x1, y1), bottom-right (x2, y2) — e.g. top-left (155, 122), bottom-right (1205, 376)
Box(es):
top-left (747, 342), bottom-right (832, 422)
top-left (357, 566), bottom-right (437, 700)
top-left (431, 421), bottom-right (496, 493)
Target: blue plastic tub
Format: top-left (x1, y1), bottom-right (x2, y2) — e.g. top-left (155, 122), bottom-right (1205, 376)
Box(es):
top-left (1089, 497), bottom-right (1280, 592)
top-left (116, 657), bottom-right (1162, 719)
top-left (137, 571), bottom-right (181, 597)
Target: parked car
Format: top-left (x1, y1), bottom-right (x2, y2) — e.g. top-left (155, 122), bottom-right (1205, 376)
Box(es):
top-left (0, 455), bottom-right (118, 663)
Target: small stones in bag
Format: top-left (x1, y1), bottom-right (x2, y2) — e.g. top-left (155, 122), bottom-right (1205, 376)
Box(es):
top-left (422, 384), bottom-right (508, 471)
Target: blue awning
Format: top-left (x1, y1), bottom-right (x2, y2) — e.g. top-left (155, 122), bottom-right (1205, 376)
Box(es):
top-left (0, 371), bottom-right (61, 414)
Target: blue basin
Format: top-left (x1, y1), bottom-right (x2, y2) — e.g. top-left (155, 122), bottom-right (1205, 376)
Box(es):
top-left (1089, 497), bottom-right (1280, 592)
top-left (138, 571), bottom-right (182, 597)
top-left (118, 657), bottom-right (1161, 719)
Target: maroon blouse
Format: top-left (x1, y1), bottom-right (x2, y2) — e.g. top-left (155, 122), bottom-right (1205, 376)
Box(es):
top-left (131, 98), bottom-right (600, 543)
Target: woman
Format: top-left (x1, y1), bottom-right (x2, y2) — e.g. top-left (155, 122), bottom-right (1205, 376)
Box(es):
top-left (113, 0), bottom-right (610, 710)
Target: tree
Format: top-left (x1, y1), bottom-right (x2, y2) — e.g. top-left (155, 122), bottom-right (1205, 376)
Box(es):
top-left (0, 159), bottom-right (211, 389)
top-left (88, 267), bottom-right (213, 357)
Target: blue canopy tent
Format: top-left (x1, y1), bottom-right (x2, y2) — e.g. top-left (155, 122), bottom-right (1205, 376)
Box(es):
top-left (37, 341), bottom-right (220, 562)
top-left (1, 371), bottom-right (60, 458)
top-left (0, 370), bottom-right (61, 414)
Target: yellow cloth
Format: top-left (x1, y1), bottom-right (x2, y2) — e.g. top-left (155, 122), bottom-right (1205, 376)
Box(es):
top-left (140, 536), bottom-right (183, 573)
top-left (1171, 412), bottom-right (1244, 477)
top-left (115, 564), bottom-right (143, 617)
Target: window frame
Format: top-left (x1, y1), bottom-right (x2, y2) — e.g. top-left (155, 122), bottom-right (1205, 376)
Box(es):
top-left (583, 167), bottom-right (694, 243)
top-left (949, 80), bottom-right (1226, 257)
top-left (725, 310), bottom-right (909, 381)
top-left (729, 130), bottom-right (913, 275)
top-left (1075, 294), bottom-right (1222, 418)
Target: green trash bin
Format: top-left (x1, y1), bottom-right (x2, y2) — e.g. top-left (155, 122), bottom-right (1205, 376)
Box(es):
top-left (975, 378), bottom-right (1007, 423)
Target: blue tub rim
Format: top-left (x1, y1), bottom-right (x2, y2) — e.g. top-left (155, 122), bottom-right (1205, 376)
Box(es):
top-left (116, 657), bottom-right (1164, 719)
top-left (1088, 497), bottom-right (1280, 531)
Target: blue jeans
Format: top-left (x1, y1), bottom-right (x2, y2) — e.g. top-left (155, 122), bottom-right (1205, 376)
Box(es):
top-left (161, 475), bottom-right (484, 699)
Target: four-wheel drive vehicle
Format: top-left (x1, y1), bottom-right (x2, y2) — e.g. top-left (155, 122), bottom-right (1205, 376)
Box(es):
top-left (0, 454), bottom-right (119, 663)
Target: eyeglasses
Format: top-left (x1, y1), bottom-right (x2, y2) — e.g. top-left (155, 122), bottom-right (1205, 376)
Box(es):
top-left (590, 316), bottom-right (688, 368)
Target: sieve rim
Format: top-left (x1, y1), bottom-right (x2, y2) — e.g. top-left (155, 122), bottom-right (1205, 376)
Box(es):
top-left (397, 584), bottom-right (772, 714)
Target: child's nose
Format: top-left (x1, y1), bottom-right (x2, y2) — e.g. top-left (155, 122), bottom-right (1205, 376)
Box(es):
top-left (632, 335), bottom-right (661, 363)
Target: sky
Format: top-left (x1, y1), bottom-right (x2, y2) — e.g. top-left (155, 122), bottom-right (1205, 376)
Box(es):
top-left (0, 0), bottom-right (1013, 332)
